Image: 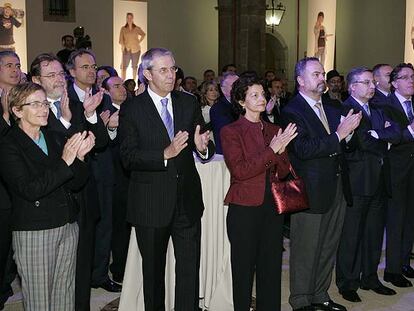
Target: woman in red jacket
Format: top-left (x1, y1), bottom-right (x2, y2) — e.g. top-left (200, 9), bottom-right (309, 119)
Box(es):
top-left (221, 75), bottom-right (297, 311)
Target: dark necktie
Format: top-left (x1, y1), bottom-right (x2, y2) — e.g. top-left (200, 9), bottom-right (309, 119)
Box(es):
top-left (404, 100), bottom-right (414, 123)
top-left (362, 103), bottom-right (371, 117)
top-left (160, 98), bottom-right (174, 140)
top-left (53, 101), bottom-right (62, 119)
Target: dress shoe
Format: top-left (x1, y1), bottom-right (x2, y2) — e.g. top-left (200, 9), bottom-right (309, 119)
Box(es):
top-left (402, 265), bottom-right (414, 278)
top-left (91, 278), bottom-right (122, 292)
top-left (312, 300), bottom-right (347, 311)
top-left (339, 290), bottom-right (361, 302)
top-left (360, 283), bottom-right (396, 295)
top-left (294, 306), bottom-right (315, 311)
top-left (383, 272), bottom-right (413, 288)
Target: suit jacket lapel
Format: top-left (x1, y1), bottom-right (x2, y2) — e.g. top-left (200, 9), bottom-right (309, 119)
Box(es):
top-left (171, 91), bottom-right (183, 135)
top-left (12, 126), bottom-right (50, 163)
top-left (142, 91), bottom-right (172, 141)
top-left (298, 94), bottom-right (333, 135)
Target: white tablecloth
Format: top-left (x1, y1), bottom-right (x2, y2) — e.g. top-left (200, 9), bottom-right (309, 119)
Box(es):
top-left (118, 159), bottom-right (233, 311)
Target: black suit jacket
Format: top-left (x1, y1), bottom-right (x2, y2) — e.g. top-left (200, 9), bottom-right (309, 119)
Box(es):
top-left (282, 93), bottom-right (351, 213)
top-left (209, 96), bottom-right (237, 154)
top-left (0, 105), bottom-right (11, 211)
top-left (0, 125), bottom-right (89, 230)
top-left (372, 92), bottom-right (414, 176)
top-left (342, 96), bottom-right (401, 197)
top-left (119, 90), bottom-right (215, 227)
top-left (370, 88), bottom-right (389, 106)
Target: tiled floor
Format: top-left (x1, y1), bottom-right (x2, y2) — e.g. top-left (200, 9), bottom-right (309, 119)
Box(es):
top-left (4, 239), bottom-right (414, 311)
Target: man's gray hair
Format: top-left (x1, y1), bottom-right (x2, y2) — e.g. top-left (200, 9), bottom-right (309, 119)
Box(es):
top-left (346, 66), bottom-right (371, 87)
top-left (140, 48), bottom-right (175, 71)
top-left (0, 51), bottom-right (19, 64)
top-left (294, 57), bottom-right (320, 82)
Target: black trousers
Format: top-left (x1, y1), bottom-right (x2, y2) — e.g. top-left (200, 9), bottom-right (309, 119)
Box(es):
top-left (336, 188), bottom-right (386, 291)
top-left (110, 172), bottom-right (130, 281)
top-left (0, 209), bottom-right (12, 295)
top-left (227, 195), bottom-right (284, 311)
top-left (75, 180), bottom-right (99, 311)
top-left (386, 161), bottom-right (414, 274)
top-left (135, 198), bottom-right (201, 311)
top-left (91, 154), bottom-right (114, 285)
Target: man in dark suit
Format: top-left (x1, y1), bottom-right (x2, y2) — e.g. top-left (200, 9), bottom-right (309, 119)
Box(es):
top-left (30, 52), bottom-right (111, 310)
top-left (262, 78), bottom-right (286, 126)
top-left (282, 57), bottom-right (361, 311)
top-left (209, 72), bottom-right (238, 154)
top-left (375, 63), bottom-right (414, 288)
top-left (0, 50), bottom-right (21, 309)
top-left (65, 49), bottom-right (120, 298)
top-left (322, 69), bottom-right (344, 109)
top-left (101, 76), bottom-right (130, 283)
top-left (336, 67), bottom-right (399, 303)
top-left (119, 47), bottom-right (214, 311)
top-left (371, 64), bottom-right (393, 106)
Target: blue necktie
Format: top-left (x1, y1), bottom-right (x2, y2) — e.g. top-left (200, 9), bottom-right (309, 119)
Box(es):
top-left (53, 101), bottom-right (62, 119)
top-left (160, 98), bottom-right (174, 140)
top-left (363, 103), bottom-right (370, 117)
top-left (405, 100), bottom-right (414, 123)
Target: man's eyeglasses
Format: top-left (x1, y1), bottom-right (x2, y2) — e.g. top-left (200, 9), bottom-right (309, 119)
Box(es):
top-left (150, 66), bottom-right (178, 75)
top-left (78, 64), bottom-right (98, 71)
top-left (22, 101), bottom-right (51, 109)
top-left (40, 71), bottom-right (66, 79)
top-left (396, 75), bottom-right (414, 81)
top-left (354, 80), bottom-right (375, 86)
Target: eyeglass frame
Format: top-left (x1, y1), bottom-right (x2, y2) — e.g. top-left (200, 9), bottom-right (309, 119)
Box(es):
top-left (148, 66), bottom-right (178, 75)
top-left (77, 64), bottom-right (98, 71)
top-left (353, 80), bottom-right (376, 86)
top-left (21, 100), bottom-right (51, 109)
top-left (39, 71), bottom-right (66, 79)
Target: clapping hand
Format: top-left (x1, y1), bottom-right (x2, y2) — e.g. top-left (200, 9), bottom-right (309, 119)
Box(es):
top-left (61, 132), bottom-right (87, 166)
top-left (163, 130), bottom-right (189, 160)
top-left (77, 131), bottom-right (96, 161)
top-left (336, 109), bottom-right (362, 140)
top-left (83, 87), bottom-right (103, 118)
top-left (270, 123), bottom-right (298, 154)
top-left (107, 111), bottom-right (119, 129)
top-left (60, 87), bottom-right (72, 122)
top-left (194, 125), bottom-right (210, 155)
top-left (99, 110), bottom-right (111, 126)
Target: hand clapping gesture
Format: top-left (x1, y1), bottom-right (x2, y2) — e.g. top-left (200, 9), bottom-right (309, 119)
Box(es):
top-left (270, 123), bottom-right (298, 154)
top-left (61, 132), bottom-right (87, 166)
top-left (194, 125), bottom-right (210, 155)
top-left (336, 109), bottom-right (362, 140)
top-left (83, 87), bottom-right (103, 118)
top-left (77, 131), bottom-right (96, 161)
top-left (60, 88), bottom-right (72, 123)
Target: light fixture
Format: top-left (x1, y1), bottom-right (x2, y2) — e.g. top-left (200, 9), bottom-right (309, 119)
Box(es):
top-left (266, 0), bottom-right (286, 31)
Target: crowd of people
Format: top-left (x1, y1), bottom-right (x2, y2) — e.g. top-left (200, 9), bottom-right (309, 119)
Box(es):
top-left (0, 42), bottom-right (413, 311)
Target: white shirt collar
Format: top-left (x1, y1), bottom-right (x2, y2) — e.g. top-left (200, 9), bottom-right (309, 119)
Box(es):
top-left (300, 91), bottom-right (321, 107)
top-left (147, 86), bottom-right (172, 106)
top-left (73, 83), bottom-right (91, 103)
top-left (351, 95), bottom-right (369, 107)
top-left (112, 103), bottom-right (121, 110)
top-left (395, 91), bottom-right (411, 105)
top-left (377, 88), bottom-right (389, 97)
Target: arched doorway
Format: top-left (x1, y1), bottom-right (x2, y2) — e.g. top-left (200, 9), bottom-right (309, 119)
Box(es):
top-left (265, 31), bottom-right (288, 79)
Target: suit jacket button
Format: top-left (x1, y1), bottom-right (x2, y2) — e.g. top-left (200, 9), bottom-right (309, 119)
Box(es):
top-left (336, 173), bottom-right (340, 177)
top-left (35, 201), bottom-right (40, 207)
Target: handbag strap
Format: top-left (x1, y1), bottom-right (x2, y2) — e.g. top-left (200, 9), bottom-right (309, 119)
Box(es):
top-left (274, 165), bottom-right (298, 181)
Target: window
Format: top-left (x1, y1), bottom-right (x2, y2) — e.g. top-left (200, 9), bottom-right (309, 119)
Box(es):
top-left (43, 0), bottom-right (75, 22)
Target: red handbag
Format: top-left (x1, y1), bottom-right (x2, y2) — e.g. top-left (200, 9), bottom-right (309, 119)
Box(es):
top-left (271, 166), bottom-right (309, 214)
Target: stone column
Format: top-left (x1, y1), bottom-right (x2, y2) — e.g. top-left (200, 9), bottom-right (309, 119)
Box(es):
top-left (218, 0), bottom-right (266, 74)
